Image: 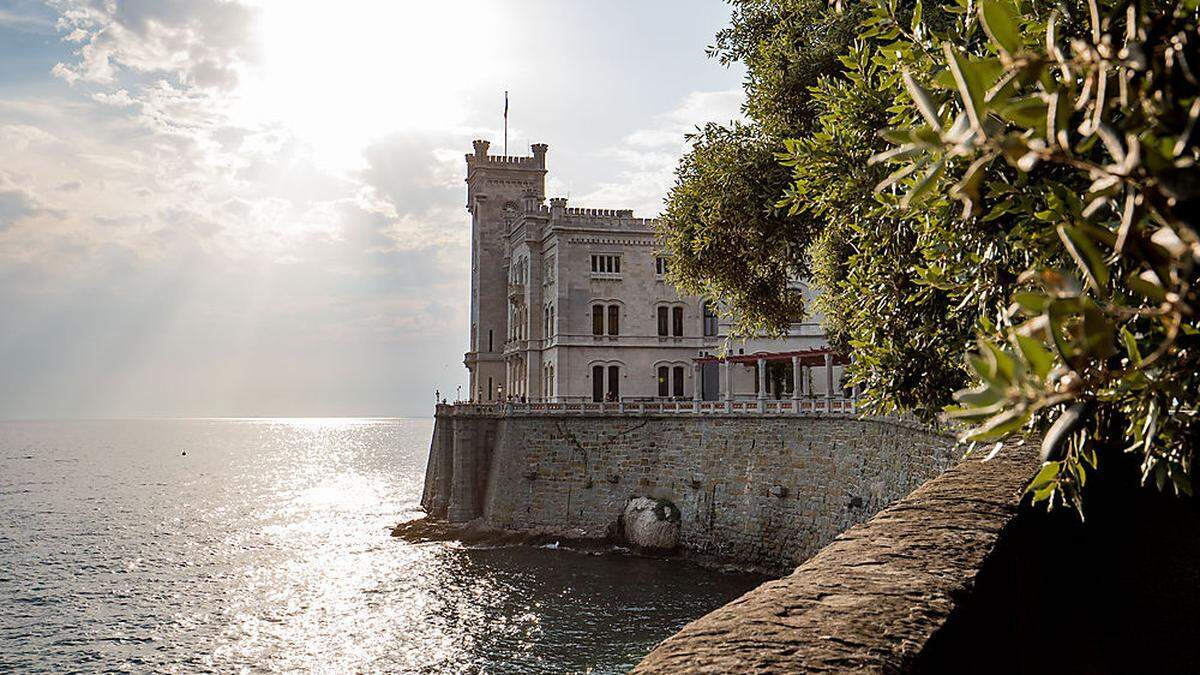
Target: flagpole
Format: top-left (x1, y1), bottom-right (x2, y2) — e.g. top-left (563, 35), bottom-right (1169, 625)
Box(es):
top-left (504, 90), bottom-right (509, 156)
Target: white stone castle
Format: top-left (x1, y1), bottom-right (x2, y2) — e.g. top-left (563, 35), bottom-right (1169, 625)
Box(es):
top-left (463, 139), bottom-right (848, 405)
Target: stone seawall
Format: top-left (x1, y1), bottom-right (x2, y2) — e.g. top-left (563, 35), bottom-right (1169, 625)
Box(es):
top-left (420, 411), bottom-right (958, 572)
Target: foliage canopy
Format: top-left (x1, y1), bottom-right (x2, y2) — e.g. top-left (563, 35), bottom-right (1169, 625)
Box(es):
top-left (659, 0), bottom-right (1200, 512)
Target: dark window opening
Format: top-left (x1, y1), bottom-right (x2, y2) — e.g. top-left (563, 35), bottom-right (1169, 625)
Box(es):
top-left (488, 329), bottom-right (493, 352)
top-left (607, 365), bottom-right (620, 400)
top-left (592, 305), bottom-right (604, 336)
top-left (673, 366), bottom-right (684, 397)
top-left (672, 306), bottom-right (684, 337)
top-left (658, 366), bottom-right (669, 397)
top-left (592, 365), bottom-right (604, 402)
top-left (703, 302), bottom-right (718, 337)
top-left (657, 306), bottom-right (668, 336)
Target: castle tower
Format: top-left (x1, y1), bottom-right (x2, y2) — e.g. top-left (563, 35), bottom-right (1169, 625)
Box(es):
top-left (464, 140), bottom-right (547, 401)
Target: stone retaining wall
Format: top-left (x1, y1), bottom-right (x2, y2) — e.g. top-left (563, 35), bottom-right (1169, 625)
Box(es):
top-left (421, 411), bottom-right (958, 573)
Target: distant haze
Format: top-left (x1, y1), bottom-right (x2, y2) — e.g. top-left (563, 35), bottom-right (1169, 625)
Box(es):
top-left (0, 1), bottom-right (744, 418)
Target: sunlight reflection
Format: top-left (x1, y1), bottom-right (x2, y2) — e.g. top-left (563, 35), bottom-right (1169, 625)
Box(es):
top-left (239, 0), bottom-right (508, 171)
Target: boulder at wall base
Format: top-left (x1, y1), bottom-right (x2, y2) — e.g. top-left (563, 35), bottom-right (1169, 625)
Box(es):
top-left (621, 497), bottom-right (681, 553)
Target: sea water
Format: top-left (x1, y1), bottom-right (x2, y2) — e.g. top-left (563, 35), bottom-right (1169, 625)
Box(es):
top-left (0, 418), bottom-right (762, 673)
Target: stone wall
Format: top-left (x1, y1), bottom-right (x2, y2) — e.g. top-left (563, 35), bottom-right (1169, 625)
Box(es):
top-left (421, 410), bottom-right (958, 573)
top-left (633, 440), bottom-right (1039, 673)
top-left (635, 439), bottom-right (1200, 673)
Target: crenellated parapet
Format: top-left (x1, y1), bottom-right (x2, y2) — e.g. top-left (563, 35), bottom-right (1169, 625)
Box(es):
top-left (466, 139), bottom-right (548, 170)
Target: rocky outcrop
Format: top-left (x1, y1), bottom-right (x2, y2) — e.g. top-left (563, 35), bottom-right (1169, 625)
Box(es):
top-left (621, 497), bottom-right (681, 552)
top-left (634, 440), bottom-right (1038, 673)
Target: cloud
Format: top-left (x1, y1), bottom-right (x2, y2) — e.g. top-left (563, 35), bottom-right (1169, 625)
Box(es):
top-left (577, 88), bottom-right (745, 216)
top-left (0, 188), bottom-right (40, 230)
top-left (49, 0), bottom-right (260, 90)
top-left (0, 4), bottom-right (55, 32)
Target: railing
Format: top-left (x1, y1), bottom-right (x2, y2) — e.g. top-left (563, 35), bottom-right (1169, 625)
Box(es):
top-left (437, 397), bottom-right (859, 417)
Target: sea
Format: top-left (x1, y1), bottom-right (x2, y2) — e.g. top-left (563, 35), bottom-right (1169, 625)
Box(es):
top-left (0, 418), bottom-right (764, 673)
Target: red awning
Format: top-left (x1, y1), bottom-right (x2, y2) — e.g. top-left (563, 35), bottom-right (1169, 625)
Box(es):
top-left (693, 347), bottom-right (849, 367)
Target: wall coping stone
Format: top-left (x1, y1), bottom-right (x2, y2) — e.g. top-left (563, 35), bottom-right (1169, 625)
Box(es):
top-left (436, 406), bottom-right (950, 439)
top-left (633, 439), bottom-right (1037, 673)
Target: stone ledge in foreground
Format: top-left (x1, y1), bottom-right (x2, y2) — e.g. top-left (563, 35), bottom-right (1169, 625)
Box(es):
top-left (634, 440), bottom-right (1038, 674)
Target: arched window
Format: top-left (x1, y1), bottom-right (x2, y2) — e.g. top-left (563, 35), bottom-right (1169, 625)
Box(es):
top-left (592, 305), bottom-right (604, 335)
top-left (656, 364), bottom-right (688, 398)
top-left (672, 307), bottom-right (684, 337)
top-left (607, 305), bottom-right (619, 336)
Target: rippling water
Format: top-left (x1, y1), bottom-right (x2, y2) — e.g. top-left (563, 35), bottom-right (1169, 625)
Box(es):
top-left (0, 419), bottom-right (763, 673)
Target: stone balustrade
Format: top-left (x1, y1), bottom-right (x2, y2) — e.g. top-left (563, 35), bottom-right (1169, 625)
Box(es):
top-left (436, 397), bottom-right (859, 417)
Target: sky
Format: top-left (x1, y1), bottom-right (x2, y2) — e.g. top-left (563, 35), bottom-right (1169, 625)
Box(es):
top-left (0, 0), bottom-right (746, 419)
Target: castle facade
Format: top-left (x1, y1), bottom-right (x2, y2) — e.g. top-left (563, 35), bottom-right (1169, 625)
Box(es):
top-left (463, 139), bottom-right (845, 403)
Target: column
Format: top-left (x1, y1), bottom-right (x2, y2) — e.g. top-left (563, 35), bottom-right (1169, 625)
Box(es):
top-left (825, 353), bottom-right (835, 403)
top-left (791, 356), bottom-right (801, 401)
top-left (722, 359), bottom-right (732, 413)
top-left (692, 362), bottom-right (702, 403)
top-left (757, 358), bottom-right (767, 400)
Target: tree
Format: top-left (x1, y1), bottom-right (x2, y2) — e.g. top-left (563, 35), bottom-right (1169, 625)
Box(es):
top-left (659, 1), bottom-right (868, 337)
top-left (661, 0), bottom-right (1199, 512)
top-left (875, 0), bottom-right (1200, 514)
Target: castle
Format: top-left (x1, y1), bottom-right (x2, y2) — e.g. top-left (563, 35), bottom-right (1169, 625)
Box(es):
top-left (463, 139), bottom-right (848, 404)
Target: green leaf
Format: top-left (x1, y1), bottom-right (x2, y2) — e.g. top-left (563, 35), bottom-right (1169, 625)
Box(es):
top-left (1016, 334), bottom-right (1054, 379)
top-left (943, 44), bottom-right (989, 135)
top-left (967, 405), bottom-right (1031, 442)
top-left (1126, 270), bottom-right (1167, 302)
top-left (954, 383), bottom-right (1004, 407)
top-left (1013, 292), bottom-right (1049, 313)
top-left (1028, 461), bottom-right (1062, 491)
top-left (1121, 327), bottom-right (1142, 365)
top-left (903, 71), bottom-right (943, 133)
top-left (998, 96), bottom-right (1048, 130)
top-left (901, 159), bottom-right (945, 208)
top-left (980, 0), bottom-right (1022, 55)
top-left (1047, 299), bottom-right (1077, 363)
top-left (1058, 224), bottom-right (1110, 294)
top-left (980, 337), bottom-right (1019, 383)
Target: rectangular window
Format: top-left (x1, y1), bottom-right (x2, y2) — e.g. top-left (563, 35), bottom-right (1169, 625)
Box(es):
top-left (673, 366), bottom-right (685, 397)
top-left (607, 305), bottom-right (619, 336)
top-left (488, 377), bottom-right (493, 401)
top-left (655, 256), bottom-right (668, 277)
top-left (590, 254), bottom-right (622, 277)
top-left (703, 302), bottom-right (718, 337)
top-left (593, 365), bottom-right (605, 402)
top-left (592, 305), bottom-right (604, 336)
top-left (657, 306), bottom-right (668, 336)
top-left (658, 366), bottom-right (669, 397)
top-left (672, 306), bottom-right (684, 337)
top-left (607, 365), bottom-right (620, 400)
